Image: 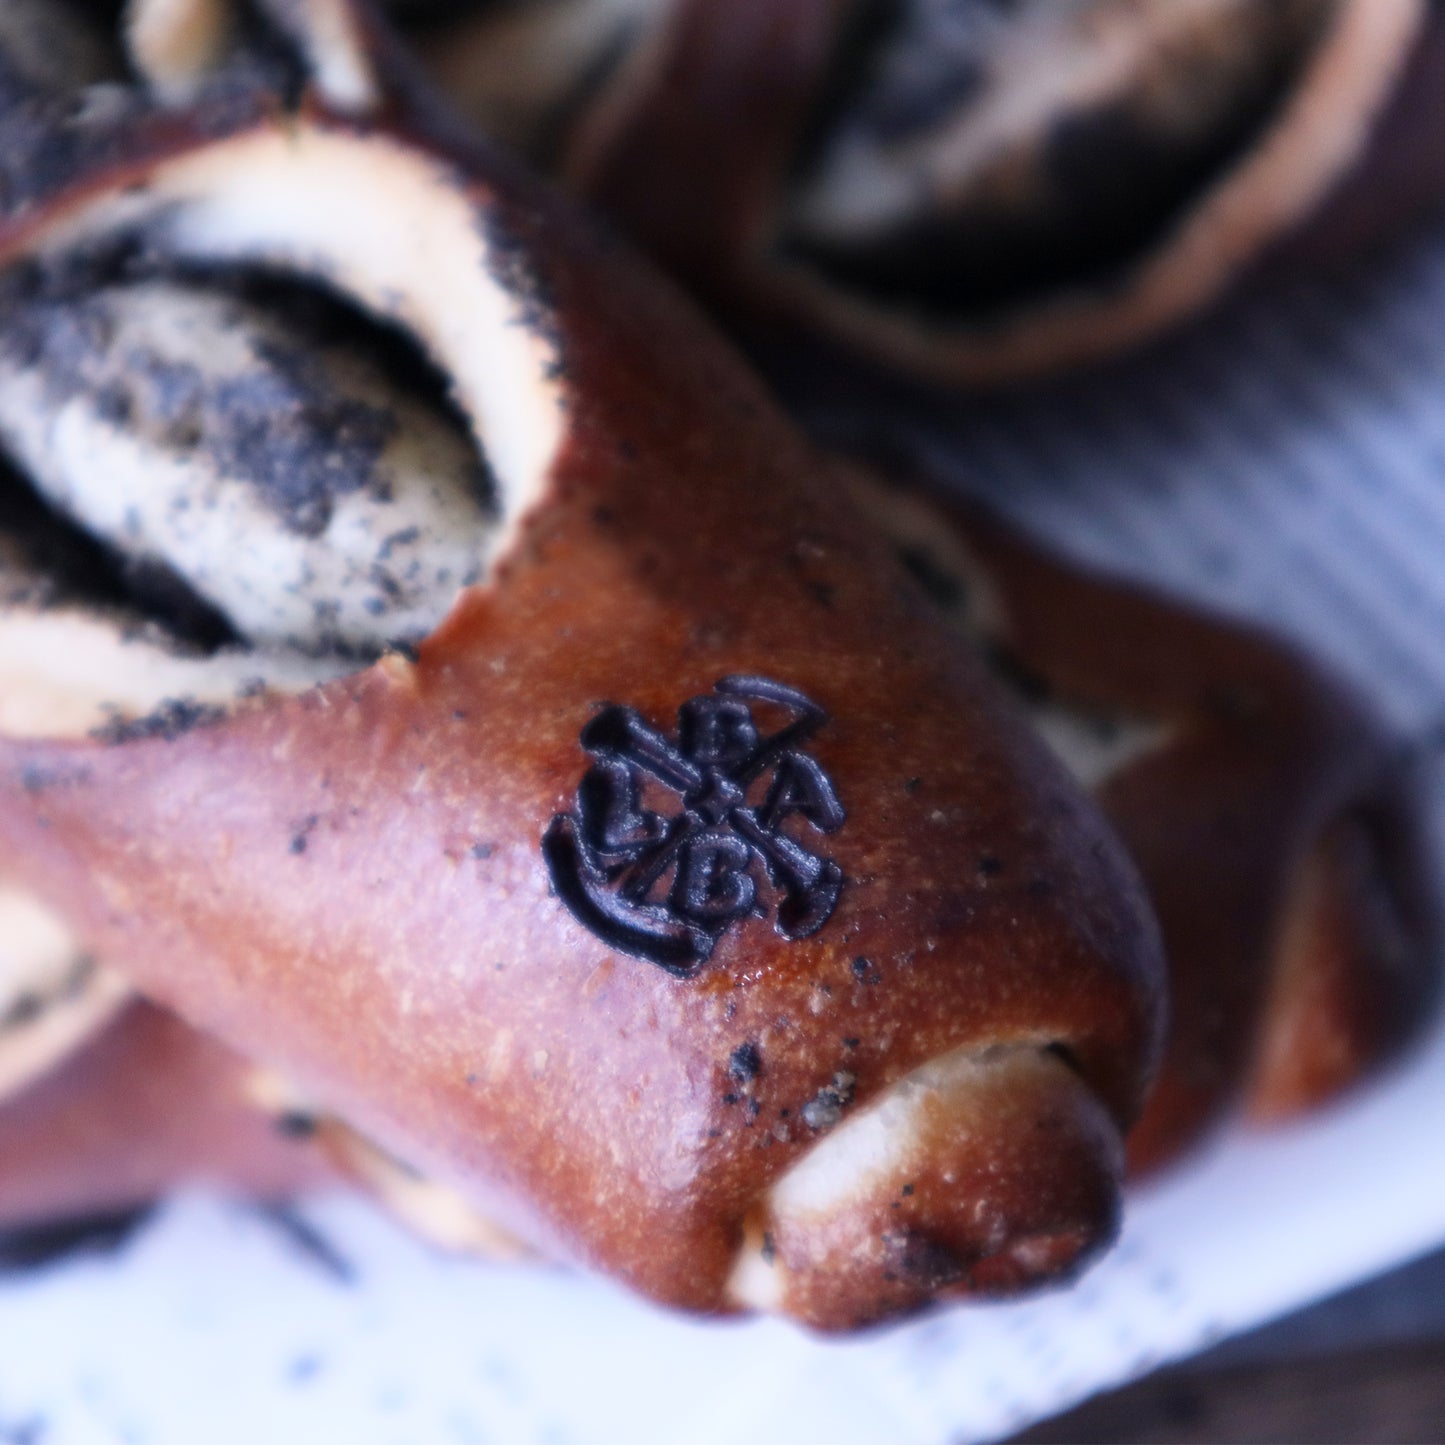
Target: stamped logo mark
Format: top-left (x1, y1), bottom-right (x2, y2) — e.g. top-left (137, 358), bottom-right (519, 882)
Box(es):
top-left (543, 676), bottom-right (845, 974)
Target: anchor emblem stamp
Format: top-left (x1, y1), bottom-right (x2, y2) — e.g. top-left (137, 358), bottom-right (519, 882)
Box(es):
top-left (543, 675), bottom-right (845, 974)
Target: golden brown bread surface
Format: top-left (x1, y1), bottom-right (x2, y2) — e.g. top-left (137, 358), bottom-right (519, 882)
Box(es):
top-left (0, 31), bottom-right (1163, 1329)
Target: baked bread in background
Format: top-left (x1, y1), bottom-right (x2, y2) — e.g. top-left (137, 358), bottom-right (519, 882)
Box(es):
top-left (381, 0), bottom-right (1445, 383)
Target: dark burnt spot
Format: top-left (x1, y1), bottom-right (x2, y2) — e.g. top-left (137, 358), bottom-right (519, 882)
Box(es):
top-left (977, 855), bottom-right (1004, 878)
top-left (728, 1041), bottom-right (763, 1085)
top-left (851, 955), bottom-right (877, 982)
top-left (274, 1111), bottom-right (319, 1140)
top-left (289, 814), bottom-right (320, 855)
top-left (91, 696), bottom-right (228, 744)
top-left (881, 1228), bottom-right (966, 1293)
top-left (19, 761), bottom-right (92, 794)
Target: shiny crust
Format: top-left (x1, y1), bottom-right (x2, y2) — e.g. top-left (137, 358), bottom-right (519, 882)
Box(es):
top-left (0, 72), bottom-right (1162, 1327)
top-left (846, 472), bottom-right (1441, 1172)
top-left (2, 469), bottom-right (1434, 1239)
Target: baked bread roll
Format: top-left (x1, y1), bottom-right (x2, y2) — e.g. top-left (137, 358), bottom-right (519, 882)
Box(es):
top-left (842, 468), bottom-right (1440, 1172)
top-left (1, 462), bottom-right (1434, 1254)
top-left (0, 5), bottom-right (1162, 1330)
top-left (382, 0), bottom-right (1445, 383)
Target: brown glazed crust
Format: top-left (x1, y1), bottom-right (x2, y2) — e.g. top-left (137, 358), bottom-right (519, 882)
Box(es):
top-left (0, 93), bottom-right (1161, 1327)
top-left (0, 482), bottom-right (1432, 1237)
top-left (885, 484), bottom-right (1440, 1173)
top-left (565, 0), bottom-right (846, 285)
top-left (0, 1001), bottom-right (333, 1229)
top-left (532, 0), bottom-right (1445, 384)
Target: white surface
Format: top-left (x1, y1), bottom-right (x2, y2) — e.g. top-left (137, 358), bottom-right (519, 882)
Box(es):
top-left (4, 220), bottom-right (1445, 1443)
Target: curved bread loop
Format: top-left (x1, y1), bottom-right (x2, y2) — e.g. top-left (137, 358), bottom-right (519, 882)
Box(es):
top-left (0, 1001), bottom-right (334, 1233)
top-left (0, 42), bottom-right (1162, 1329)
top-left (728, 1043), bottom-right (1122, 1326)
top-left (399, 0), bottom-right (1440, 384)
top-left (843, 470), bottom-right (1441, 1173)
top-left (765, 0), bottom-right (1429, 382)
